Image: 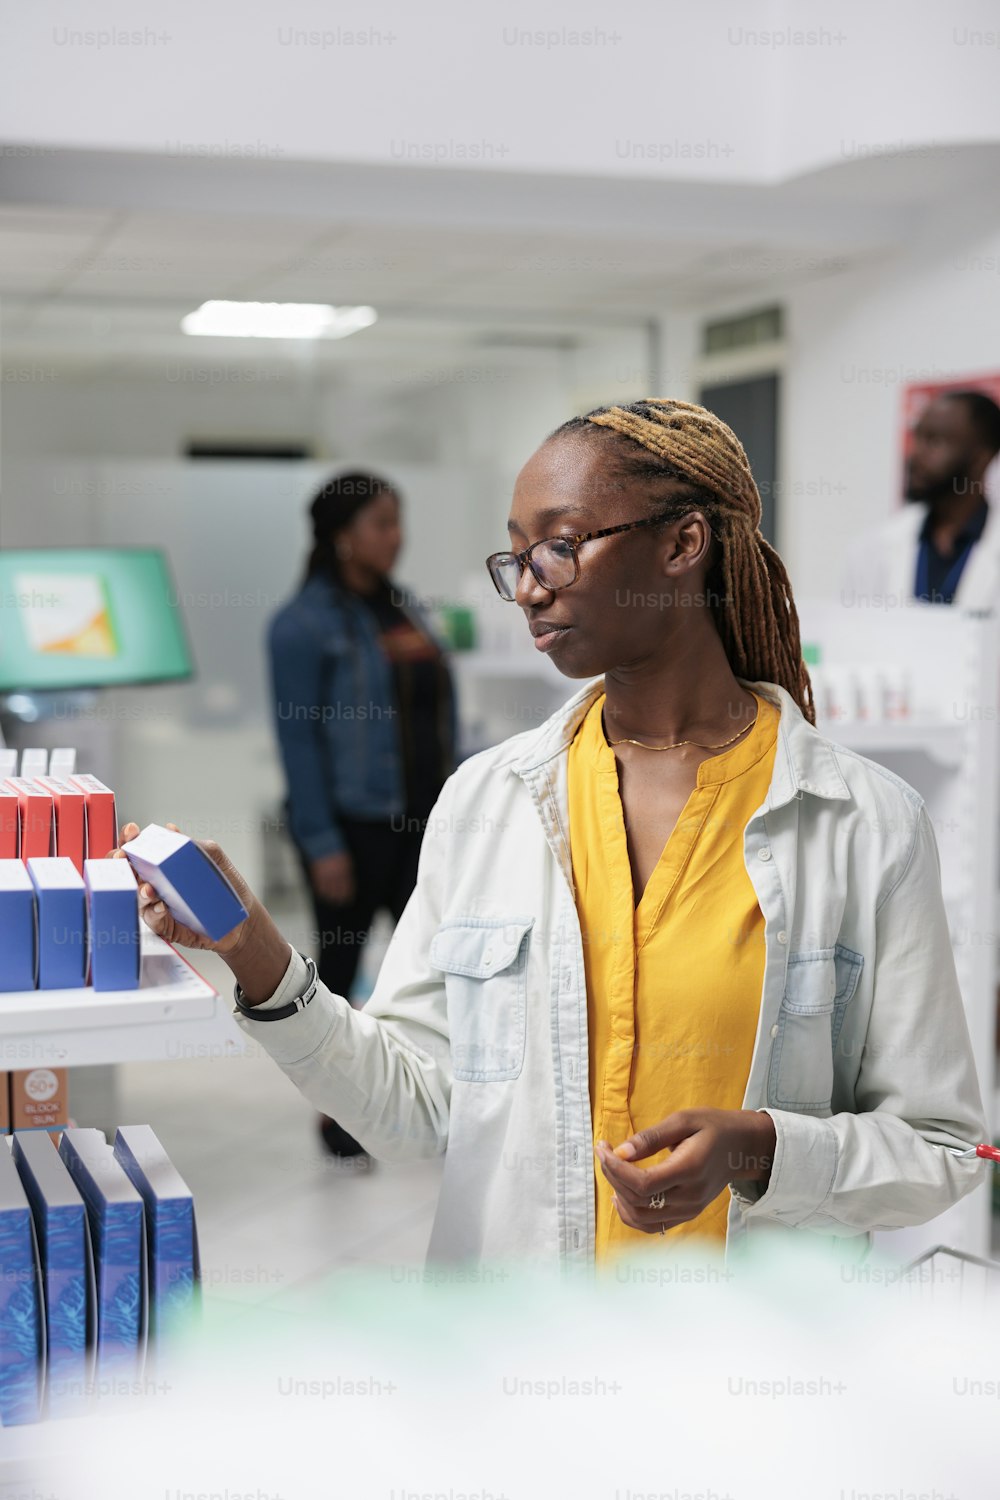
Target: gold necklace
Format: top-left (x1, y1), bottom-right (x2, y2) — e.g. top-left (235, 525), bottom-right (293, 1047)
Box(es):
top-left (603, 708), bottom-right (758, 753)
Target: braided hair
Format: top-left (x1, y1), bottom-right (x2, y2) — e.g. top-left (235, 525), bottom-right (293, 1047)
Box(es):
top-left (552, 398), bottom-right (815, 724)
top-left (304, 470), bottom-right (399, 586)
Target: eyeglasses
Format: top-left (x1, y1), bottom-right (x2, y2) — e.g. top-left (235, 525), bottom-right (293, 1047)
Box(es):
top-left (485, 516), bottom-right (666, 601)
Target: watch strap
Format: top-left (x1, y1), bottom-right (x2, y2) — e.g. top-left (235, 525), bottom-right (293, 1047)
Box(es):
top-left (232, 952), bottom-right (319, 1021)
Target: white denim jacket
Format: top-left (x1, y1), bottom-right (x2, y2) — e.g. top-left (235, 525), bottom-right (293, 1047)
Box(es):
top-left (233, 676), bottom-right (989, 1267)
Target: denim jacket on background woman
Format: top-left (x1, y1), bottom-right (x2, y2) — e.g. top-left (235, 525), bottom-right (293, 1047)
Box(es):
top-left (233, 675), bottom-right (989, 1267)
top-left (267, 572), bottom-right (459, 859)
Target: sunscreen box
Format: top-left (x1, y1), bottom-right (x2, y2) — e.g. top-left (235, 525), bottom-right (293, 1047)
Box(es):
top-left (58, 1129), bottom-right (147, 1376)
top-left (123, 823), bottom-right (248, 942)
top-left (27, 857), bottom-right (86, 990)
top-left (84, 858), bottom-right (140, 991)
top-left (68, 774), bottom-right (118, 861)
top-left (3, 777), bottom-right (54, 863)
top-left (34, 776), bottom-right (86, 877)
top-left (0, 859), bottom-right (37, 991)
top-left (10, 1067), bottom-right (70, 1131)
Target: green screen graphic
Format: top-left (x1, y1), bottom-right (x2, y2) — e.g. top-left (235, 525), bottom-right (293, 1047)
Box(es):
top-left (0, 549), bottom-right (193, 691)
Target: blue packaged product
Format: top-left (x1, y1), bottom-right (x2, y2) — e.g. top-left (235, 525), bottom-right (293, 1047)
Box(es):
top-left (84, 857), bottom-right (140, 991)
top-left (0, 1140), bottom-right (43, 1425)
top-left (58, 1130), bottom-right (146, 1376)
top-left (26, 857), bottom-right (86, 990)
top-left (0, 859), bottom-right (36, 992)
top-left (12, 1130), bottom-right (93, 1417)
top-left (123, 823), bottom-right (247, 943)
top-left (113, 1126), bottom-right (199, 1337)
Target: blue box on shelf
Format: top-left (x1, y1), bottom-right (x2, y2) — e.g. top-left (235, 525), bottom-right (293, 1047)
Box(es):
top-left (113, 1125), bottom-right (199, 1339)
top-left (0, 858), bottom-right (37, 992)
top-left (0, 1139), bottom-right (44, 1425)
top-left (58, 1129), bottom-right (147, 1377)
top-left (26, 857), bottom-right (86, 991)
top-left (12, 1130), bottom-right (95, 1418)
top-left (84, 857), bottom-right (141, 992)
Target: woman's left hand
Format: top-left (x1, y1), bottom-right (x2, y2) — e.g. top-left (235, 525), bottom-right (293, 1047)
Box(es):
top-left (594, 1108), bottom-right (777, 1234)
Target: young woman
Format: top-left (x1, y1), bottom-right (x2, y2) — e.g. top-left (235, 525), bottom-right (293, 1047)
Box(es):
top-left (267, 471), bottom-right (457, 1157)
top-left (122, 400), bottom-right (988, 1265)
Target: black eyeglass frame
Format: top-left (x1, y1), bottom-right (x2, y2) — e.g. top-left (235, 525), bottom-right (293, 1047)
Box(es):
top-left (485, 516), bottom-right (668, 600)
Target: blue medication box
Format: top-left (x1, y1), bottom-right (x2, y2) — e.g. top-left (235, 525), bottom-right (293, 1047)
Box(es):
top-left (0, 1140), bottom-right (44, 1425)
top-left (58, 1130), bottom-right (147, 1377)
top-left (84, 858), bottom-right (140, 992)
top-left (123, 823), bottom-right (248, 943)
top-left (26, 857), bottom-right (86, 991)
top-left (12, 1130), bottom-right (94, 1418)
top-left (0, 859), bottom-right (37, 992)
top-left (113, 1126), bottom-right (199, 1339)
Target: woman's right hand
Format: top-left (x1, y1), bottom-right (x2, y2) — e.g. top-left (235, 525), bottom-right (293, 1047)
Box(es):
top-left (112, 820), bottom-right (294, 1004)
top-left (309, 851), bottom-right (355, 905)
top-left (111, 821), bottom-right (257, 956)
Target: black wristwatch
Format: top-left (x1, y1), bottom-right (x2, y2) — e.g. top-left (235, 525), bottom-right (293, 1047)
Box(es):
top-left (232, 952), bottom-right (319, 1022)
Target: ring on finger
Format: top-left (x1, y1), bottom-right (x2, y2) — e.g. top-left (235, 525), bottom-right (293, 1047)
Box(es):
top-left (649, 1191), bottom-right (667, 1211)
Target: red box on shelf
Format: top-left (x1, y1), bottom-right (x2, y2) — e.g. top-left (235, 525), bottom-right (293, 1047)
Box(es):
top-left (34, 776), bottom-right (86, 876)
top-left (0, 785), bottom-right (18, 858)
top-left (2, 777), bottom-right (54, 862)
top-left (68, 774), bottom-right (119, 861)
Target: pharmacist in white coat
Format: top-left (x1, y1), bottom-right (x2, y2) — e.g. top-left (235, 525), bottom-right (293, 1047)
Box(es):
top-left (843, 390), bottom-right (1000, 609)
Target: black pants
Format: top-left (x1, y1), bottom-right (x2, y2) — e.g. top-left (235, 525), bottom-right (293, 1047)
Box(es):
top-left (295, 817), bottom-right (426, 1154)
top-left (297, 817), bottom-right (425, 1000)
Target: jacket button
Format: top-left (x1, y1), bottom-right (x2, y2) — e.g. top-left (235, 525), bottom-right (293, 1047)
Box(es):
top-left (483, 949), bottom-right (493, 964)
top-left (757, 847), bottom-right (772, 861)
top-left (776, 930), bottom-right (788, 945)
top-left (770, 1023), bottom-right (779, 1038)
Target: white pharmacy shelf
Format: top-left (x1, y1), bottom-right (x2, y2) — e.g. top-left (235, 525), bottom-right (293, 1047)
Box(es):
top-left (818, 716), bottom-right (965, 768)
top-left (451, 647), bottom-right (566, 682)
top-left (0, 929), bottom-right (250, 1068)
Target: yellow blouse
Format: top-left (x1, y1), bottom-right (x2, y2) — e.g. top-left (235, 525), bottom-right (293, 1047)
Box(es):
top-left (566, 688), bottom-right (780, 1259)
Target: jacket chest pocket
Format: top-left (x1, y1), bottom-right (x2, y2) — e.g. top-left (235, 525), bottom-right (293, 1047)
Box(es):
top-left (430, 915), bottom-right (535, 1082)
top-left (768, 945), bottom-right (863, 1111)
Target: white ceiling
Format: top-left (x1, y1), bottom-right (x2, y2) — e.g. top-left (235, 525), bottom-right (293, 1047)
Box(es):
top-left (1, 143), bottom-right (997, 378)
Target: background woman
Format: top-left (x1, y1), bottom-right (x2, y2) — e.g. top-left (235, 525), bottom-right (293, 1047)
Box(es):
top-left (267, 471), bottom-right (457, 1158)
